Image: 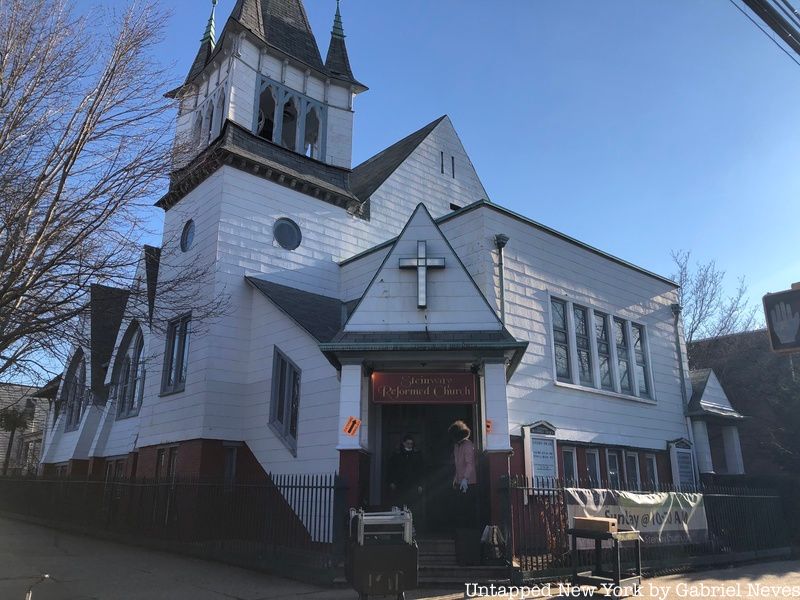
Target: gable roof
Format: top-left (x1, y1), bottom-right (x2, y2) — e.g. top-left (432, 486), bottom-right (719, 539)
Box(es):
top-left (689, 368), bottom-right (744, 420)
top-left (339, 200), bottom-right (678, 288)
top-left (246, 277), bottom-right (343, 342)
top-left (350, 116), bottom-right (446, 202)
top-left (89, 284), bottom-right (129, 396)
top-left (144, 245), bottom-right (161, 323)
top-left (343, 203), bottom-right (504, 333)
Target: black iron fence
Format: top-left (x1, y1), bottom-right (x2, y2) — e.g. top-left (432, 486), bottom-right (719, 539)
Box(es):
top-left (0, 474), bottom-right (346, 583)
top-left (503, 476), bottom-right (791, 580)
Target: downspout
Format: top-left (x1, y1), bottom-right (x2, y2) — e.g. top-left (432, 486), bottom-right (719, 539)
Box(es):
top-left (671, 303), bottom-right (700, 481)
top-left (495, 234), bottom-right (509, 325)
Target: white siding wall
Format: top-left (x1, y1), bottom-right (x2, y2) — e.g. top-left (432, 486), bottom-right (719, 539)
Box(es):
top-left (326, 104), bottom-right (354, 168)
top-left (136, 171), bottom-right (224, 449)
top-left (345, 206), bottom-right (501, 332)
top-left (366, 117), bottom-right (488, 236)
top-left (243, 292), bottom-right (340, 474)
top-left (339, 246), bottom-right (391, 302)
top-left (470, 206), bottom-right (689, 450)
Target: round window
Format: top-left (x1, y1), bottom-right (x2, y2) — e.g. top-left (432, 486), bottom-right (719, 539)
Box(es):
top-left (180, 220), bottom-right (195, 252)
top-left (273, 218), bottom-right (302, 250)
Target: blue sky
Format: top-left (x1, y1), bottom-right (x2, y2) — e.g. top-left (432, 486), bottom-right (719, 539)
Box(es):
top-left (131, 1), bottom-right (800, 307)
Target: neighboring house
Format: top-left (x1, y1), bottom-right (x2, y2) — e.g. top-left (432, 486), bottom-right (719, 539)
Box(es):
top-left (690, 329), bottom-right (800, 477)
top-left (40, 0), bottom-right (706, 532)
top-left (0, 383), bottom-right (48, 476)
top-left (688, 369), bottom-right (746, 476)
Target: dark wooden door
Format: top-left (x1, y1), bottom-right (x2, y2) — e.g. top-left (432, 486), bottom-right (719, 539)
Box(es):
top-left (382, 403), bottom-right (473, 534)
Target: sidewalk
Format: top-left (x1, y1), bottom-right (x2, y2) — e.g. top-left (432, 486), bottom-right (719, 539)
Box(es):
top-left (1, 515), bottom-right (798, 599)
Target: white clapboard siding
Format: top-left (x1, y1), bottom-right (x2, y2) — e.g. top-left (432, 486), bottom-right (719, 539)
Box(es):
top-left (345, 205), bottom-right (502, 332)
top-left (365, 116), bottom-right (489, 237)
top-left (243, 290), bottom-right (341, 474)
top-left (458, 205), bottom-right (689, 450)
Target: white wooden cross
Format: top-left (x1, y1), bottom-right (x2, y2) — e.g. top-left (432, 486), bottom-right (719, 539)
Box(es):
top-left (399, 241), bottom-right (445, 309)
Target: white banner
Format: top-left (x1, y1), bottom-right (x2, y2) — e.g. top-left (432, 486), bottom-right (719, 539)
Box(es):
top-left (565, 488), bottom-right (708, 545)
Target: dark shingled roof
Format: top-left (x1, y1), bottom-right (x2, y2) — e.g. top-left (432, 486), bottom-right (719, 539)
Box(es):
top-left (231, 0), bottom-right (324, 71)
top-left (350, 116), bottom-right (446, 202)
top-left (323, 329), bottom-right (525, 349)
top-left (89, 284), bottom-right (129, 396)
top-left (246, 277), bottom-right (343, 342)
top-left (320, 329), bottom-right (529, 380)
top-left (144, 245), bottom-right (161, 323)
top-left (158, 121), bottom-right (364, 216)
top-left (185, 40), bottom-right (214, 85)
top-left (325, 34), bottom-right (358, 85)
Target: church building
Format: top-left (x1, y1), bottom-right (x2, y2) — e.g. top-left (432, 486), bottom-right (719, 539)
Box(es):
top-left (40, 0), bottom-right (741, 534)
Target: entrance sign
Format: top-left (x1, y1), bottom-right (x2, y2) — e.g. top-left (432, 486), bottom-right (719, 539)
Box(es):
top-left (530, 437), bottom-right (557, 479)
top-left (398, 240), bottom-right (445, 308)
top-left (763, 286), bottom-right (800, 353)
top-left (565, 488), bottom-right (708, 545)
top-left (371, 372), bottom-right (476, 404)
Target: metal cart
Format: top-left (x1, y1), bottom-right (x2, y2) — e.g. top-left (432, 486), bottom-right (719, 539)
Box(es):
top-left (567, 528), bottom-right (642, 598)
top-left (345, 507), bottom-right (418, 600)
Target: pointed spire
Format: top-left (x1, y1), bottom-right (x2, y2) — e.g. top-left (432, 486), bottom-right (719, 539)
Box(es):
top-left (325, 0), bottom-right (366, 89)
top-left (201, 0), bottom-right (219, 49)
top-left (332, 0), bottom-right (345, 39)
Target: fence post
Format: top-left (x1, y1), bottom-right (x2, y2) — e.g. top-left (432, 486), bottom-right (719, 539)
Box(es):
top-left (499, 475), bottom-right (513, 566)
top-left (332, 474), bottom-right (348, 563)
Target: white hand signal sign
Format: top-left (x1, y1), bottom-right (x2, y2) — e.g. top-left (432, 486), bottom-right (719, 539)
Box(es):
top-left (770, 302), bottom-right (800, 344)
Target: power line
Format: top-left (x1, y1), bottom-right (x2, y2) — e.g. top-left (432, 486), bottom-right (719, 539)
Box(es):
top-left (727, 0), bottom-right (800, 67)
top-left (776, 0), bottom-right (800, 29)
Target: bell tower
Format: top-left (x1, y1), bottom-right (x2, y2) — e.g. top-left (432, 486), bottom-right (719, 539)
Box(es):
top-left (169, 0), bottom-right (366, 173)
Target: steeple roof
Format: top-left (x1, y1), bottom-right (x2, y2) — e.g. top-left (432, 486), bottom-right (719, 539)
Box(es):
top-left (324, 1), bottom-right (362, 86)
top-left (184, 1), bottom-right (218, 85)
top-left (230, 0), bottom-right (325, 71)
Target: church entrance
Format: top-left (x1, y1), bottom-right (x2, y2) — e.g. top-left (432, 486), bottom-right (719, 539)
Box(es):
top-left (381, 403), bottom-right (474, 534)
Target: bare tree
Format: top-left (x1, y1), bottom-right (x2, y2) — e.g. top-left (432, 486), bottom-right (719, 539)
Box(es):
top-left (0, 0), bottom-right (224, 386)
top-left (671, 250), bottom-right (759, 346)
top-left (1, 407), bottom-right (29, 476)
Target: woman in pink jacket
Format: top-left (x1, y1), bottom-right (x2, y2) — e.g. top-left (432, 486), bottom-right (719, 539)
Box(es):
top-left (449, 420), bottom-right (477, 529)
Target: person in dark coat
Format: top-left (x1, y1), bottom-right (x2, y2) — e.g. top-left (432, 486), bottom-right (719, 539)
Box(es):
top-left (387, 434), bottom-right (425, 521)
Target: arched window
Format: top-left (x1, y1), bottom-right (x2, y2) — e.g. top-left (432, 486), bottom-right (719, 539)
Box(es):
top-left (304, 107), bottom-right (320, 159)
top-left (114, 326), bottom-right (145, 419)
top-left (204, 103), bottom-right (215, 145)
top-left (257, 87), bottom-right (276, 141)
top-left (280, 97), bottom-right (298, 151)
top-left (62, 351), bottom-right (87, 431)
top-left (211, 93), bottom-right (225, 139)
top-left (191, 114), bottom-right (202, 148)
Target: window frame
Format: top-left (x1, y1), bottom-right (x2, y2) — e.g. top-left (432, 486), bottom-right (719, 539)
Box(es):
top-left (631, 322), bottom-right (654, 399)
top-left (624, 451), bottom-right (641, 491)
top-left (549, 297), bottom-right (572, 383)
top-left (115, 327), bottom-right (145, 419)
top-left (585, 448), bottom-right (601, 487)
top-left (643, 453), bottom-right (659, 490)
top-left (269, 347), bottom-right (302, 456)
top-left (606, 449), bottom-right (622, 489)
top-left (63, 352), bottom-right (87, 432)
top-left (561, 446), bottom-right (578, 485)
top-left (161, 314), bottom-right (191, 396)
top-left (548, 293), bottom-right (656, 402)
